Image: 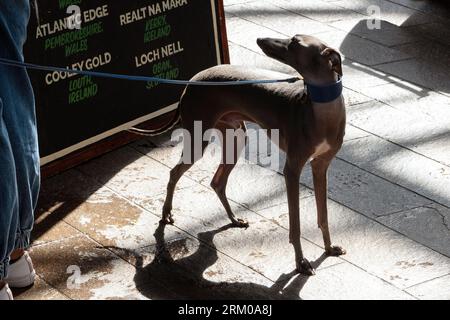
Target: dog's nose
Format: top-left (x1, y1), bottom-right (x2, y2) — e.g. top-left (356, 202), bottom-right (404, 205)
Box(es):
top-left (256, 38), bottom-right (268, 48)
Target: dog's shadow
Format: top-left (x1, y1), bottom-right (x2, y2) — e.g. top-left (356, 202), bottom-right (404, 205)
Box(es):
top-left (112, 222), bottom-right (328, 300)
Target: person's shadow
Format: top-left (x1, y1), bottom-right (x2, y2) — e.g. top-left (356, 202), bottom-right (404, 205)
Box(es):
top-left (112, 222), bottom-right (329, 300)
top-left (340, 17), bottom-right (450, 96)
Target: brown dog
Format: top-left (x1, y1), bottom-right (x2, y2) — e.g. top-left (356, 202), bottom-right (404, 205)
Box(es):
top-left (160, 34), bottom-right (346, 275)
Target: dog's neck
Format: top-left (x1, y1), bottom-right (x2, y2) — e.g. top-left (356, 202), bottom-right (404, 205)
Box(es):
top-left (303, 73), bottom-right (342, 104)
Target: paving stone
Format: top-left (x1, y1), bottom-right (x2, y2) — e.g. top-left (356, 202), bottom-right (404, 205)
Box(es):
top-left (31, 235), bottom-right (148, 300)
top-left (36, 166), bottom-right (185, 250)
top-left (375, 58), bottom-right (450, 97)
top-left (227, 1), bottom-right (334, 36)
top-left (32, 217), bottom-right (80, 247)
top-left (393, 40), bottom-right (450, 65)
top-left (406, 275), bottom-right (450, 300)
top-left (13, 276), bottom-right (68, 300)
top-left (117, 234), bottom-right (291, 299)
top-left (78, 146), bottom-right (195, 203)
top-left (133, 133), bottom-right (184, 168)
top-left (340, 135), bottom-right (450, 208)
top-left (134, 128), bottom-right (313, 212)
top-left (404, 22), bottom-right (450, 46)
top-left (333, 0), bottom-right (434, 26)
top-left (268, 0), bottom-right (367, 23)
top-left (210, 213), bottom-right (341, 280)
top-left (145, 250), bottom-right (413, 300)
top-left (228, 41), bottom-right (297, 74)
top-left (143, 123), bottom-right (371, 188)
top-left (142, 183), bottom-right (340, 282)
top-left (186, 155), bottom-right (314, 211)
top-left (33, 170), bottom-right (102, 246)
top-left (240, 124), bottom-right (429, 218)
top-left (342, 60), bottom-right (398, 91)
top-left (54, 174), bottom-right (283, 299)
top-left (258, 196), bottom-right (450, 289)
top-left (133, 132), bottom-right (231, 185)
top-left (359, 81), bottom-right (450, 124)
top-left (224, 0), bottom-right (256, 6)
top-left (317, 29), bottom-right (411, 66)
top-left (139, 177), bottom-right (253, 233)
top-left (300, 157), bottom-right (431, 217)
top-left (388, 0), bottom-right (450, 20)
top-left (330, 18), bottom-right (420, 46)
top-left (343, 88), bottom-right (373, 106)
top-left (225, 14), bottom-right (288, 53)
top-left (377, 204), bottom-right (450, 258)
top-left (390, 42), bottom-right (450, 94)
top-left (134, 124), bottom-right (239, 184)
top-left (344, 125), bottom-right (371, 141)
top-left (294, 262), bottom-right (414, 300)
top-left (347, 100), bottom-right (450, 166)
top-left (62, 184), bottom-right (186, 251)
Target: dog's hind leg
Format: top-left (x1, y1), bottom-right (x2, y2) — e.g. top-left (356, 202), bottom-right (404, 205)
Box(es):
top-left (211, 163), bottom-right (249, 228)
top-left (162, 119), bottom-right (211, 224)
top-left (162, 162), bottom-right (193, 224)
top-left (210, 121), bottom-right (249, 228)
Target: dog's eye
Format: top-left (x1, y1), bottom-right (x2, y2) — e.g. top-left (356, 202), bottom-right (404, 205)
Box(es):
top-left (291, 36), bottom-right (299, 43)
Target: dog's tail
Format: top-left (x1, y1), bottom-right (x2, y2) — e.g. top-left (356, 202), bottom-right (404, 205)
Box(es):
top-left (127, 105), bottom-right (181, 137)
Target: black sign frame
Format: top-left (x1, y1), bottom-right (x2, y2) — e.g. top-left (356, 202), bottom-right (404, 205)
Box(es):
top-left (25, 0), bottom-right (229, 177)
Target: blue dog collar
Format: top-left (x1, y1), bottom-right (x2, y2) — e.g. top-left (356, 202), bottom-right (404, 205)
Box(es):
top-left (305, 77), bottom-right (343, 103)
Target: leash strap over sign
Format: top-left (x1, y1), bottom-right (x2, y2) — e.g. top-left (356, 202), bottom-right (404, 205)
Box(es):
top-left (0, 58), bottom-right (300, 86)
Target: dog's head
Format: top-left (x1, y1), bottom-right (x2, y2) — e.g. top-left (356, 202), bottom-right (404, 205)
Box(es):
top-left (257, 35), bottom-right (342, 83)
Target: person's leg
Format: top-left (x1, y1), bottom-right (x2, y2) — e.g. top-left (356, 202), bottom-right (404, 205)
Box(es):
top-left (0, 0), bottom-right (40, 271)
top-left (0, 97), bottom-right (20, 283)
top-left (0, 110), bottom-right (18, 290)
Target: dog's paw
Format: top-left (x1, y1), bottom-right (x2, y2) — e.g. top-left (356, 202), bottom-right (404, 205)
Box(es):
top-left (326, 245), bottom-right (346, 256)
top-left (161, 214), bottom-right (175, 225)
top-left (297, 258), bottom-right (316, 276)
top-left (232, 218), bottom-right (249, 228)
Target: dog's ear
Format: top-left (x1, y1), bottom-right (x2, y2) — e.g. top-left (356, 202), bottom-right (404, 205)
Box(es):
top-left (321, 48), bottom-right (342, 76)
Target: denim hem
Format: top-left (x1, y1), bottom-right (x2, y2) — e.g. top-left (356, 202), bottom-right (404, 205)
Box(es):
top-left (14, 230), bottom-right (31, 250)
top-left (0, 257), bottom-right (10, 280)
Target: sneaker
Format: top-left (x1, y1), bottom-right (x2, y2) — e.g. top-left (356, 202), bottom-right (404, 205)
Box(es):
top-left (0, 283), bottom-right (13, 300)
top-left (5, 251), bottom-right (36, 288)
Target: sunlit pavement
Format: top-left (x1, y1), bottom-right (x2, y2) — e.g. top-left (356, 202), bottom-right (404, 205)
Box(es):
top-left (22, 0), bottom-right (450, 300)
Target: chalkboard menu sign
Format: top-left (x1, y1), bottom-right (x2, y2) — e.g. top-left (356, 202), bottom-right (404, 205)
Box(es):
top-left (25, 0), bottom-right (227, 167)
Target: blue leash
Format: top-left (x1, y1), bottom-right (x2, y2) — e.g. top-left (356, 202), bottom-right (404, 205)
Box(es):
top-left (0, 57), bottom-right (300, 85)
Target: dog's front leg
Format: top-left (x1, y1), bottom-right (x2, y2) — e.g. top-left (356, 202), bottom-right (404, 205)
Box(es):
top-left (311, 156), bottom-right (346, 257)
top-left (284, 158), bottom-right (315, 276)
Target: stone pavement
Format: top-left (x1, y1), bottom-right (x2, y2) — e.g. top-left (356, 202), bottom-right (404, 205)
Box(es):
top-left (17, 0), bottom-right (450, 299)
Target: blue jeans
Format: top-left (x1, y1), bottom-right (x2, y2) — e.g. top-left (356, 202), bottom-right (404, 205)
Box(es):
top-left (0, 1), bottom-right (40, 280)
